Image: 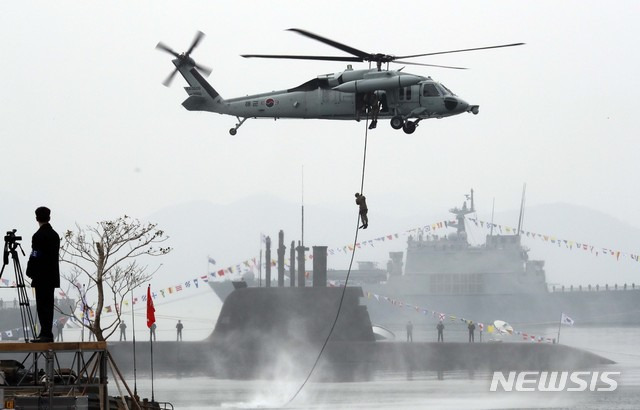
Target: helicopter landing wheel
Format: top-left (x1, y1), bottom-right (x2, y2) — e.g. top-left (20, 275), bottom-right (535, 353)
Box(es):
top-left (390, 115), bottom-right (404, 130)
top-left (229, 128), bottom-right (237, 136)
top-left (403, 121), bottom-right (417, 134)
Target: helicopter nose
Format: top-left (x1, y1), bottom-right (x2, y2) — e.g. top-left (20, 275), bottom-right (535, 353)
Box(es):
top-left (457, 99), bottom-right (469, 112)
top-left (444, 97), bottom-right (469, 113)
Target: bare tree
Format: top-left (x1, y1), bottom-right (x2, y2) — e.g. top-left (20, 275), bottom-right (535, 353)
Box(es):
top-left (60, 216), bottom-right (171, 341)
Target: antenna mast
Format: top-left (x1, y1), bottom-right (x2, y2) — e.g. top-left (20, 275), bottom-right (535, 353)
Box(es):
top-left (516, 183), bottom-right (527, 235)
top-left (301, 165), bottom-right (305, 246)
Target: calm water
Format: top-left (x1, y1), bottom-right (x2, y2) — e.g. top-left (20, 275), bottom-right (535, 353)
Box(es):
top-left (123, 326), bottom-right (640, 409)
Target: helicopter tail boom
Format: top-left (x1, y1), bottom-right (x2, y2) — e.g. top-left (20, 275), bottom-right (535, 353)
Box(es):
top-left (174, 59), bottom-right (224, 112)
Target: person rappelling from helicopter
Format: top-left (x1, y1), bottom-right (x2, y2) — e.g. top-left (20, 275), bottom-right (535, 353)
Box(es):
top-left (355, 193), bottom-right (368, 229)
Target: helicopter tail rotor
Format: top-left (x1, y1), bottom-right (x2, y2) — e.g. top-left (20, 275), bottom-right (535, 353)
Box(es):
top-left (156, 31), bottom-right (212, 87)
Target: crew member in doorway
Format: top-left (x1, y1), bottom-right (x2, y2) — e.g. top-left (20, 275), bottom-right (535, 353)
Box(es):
top-left (355, 193), bottom-right (368, 229)
top-left (363, 92), bottom-right (380, 129)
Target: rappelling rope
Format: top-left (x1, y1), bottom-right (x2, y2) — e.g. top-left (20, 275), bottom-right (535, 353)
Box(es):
top-left (285, 115), bottom-right (370, 407)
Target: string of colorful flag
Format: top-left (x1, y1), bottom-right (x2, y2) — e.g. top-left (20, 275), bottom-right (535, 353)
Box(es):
top-left (467, 217), bottom-right (640, 263)
top-left (1, 278), bottom-right (19, 288)
top-left (0, 317), bottom-right (72, 341)
top-left (73, 272), bottom-right (215, 321)
top-left (365, 290), bottom-right (556, 343)
top-left (7, 213), bottom-right (627, 329)
top-left (209, 219), bottom-right (457, 278)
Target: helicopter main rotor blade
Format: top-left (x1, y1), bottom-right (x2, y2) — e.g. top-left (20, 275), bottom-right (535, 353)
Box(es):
top-left (287, 28), bottom-right (371, 60)
top-left (393, 60), bottom-right (468, 70)
top-left (396, 43), bottom-right (525, 60)
top-left (242, 54), bottom-right (362, 63)
top-left (156, 42), bottom-right (180, 58)
top-left (186, 30), bottom-right (206, 56)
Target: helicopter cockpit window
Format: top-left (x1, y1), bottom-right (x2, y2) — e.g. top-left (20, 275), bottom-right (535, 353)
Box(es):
top-left (437, 83), bottom-right (456, 96)
top-left (422, 83), bottom-right (440, 97)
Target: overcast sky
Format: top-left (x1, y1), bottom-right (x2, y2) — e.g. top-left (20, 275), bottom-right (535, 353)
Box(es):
top-left (1, 1), bottom-right (638, 224)
top-left (2, 0), bottom-right (639, 338)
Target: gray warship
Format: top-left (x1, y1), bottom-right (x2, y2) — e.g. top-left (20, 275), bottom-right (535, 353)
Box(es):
top-left (210, 192), bottom-right (640, 326)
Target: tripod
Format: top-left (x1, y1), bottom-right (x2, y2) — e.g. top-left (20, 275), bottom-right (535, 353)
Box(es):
top-left (1, 229), bottom-right (37, 342)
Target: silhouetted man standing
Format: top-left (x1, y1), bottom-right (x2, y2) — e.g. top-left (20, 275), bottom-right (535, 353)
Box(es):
top-left (26, 206), bottom-right (60, 343)
top-left (176, 320), bottom-right (184, 341)
top-left (437, 321), bottom-right (445, 342)
top-left (54, 320), bottom-right (64, 341)
top-left (468, 321), bottom-right (476, 343)
top-left (119, 321), bottom-right (127, 341)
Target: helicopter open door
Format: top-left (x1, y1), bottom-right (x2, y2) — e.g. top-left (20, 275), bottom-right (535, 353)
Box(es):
top-left (355, 91), bottom-right (389, 119)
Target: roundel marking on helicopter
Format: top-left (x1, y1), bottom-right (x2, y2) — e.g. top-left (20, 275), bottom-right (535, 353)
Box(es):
top-left (266, 98), bottom-right (275, 107)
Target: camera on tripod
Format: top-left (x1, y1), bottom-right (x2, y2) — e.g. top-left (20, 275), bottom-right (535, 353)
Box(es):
top-left (4, 229), bottom-right (23, 268)
top-left (1, 228), bottom-right (36, 341)
top-left (5, 229), bottom-right (22, 244)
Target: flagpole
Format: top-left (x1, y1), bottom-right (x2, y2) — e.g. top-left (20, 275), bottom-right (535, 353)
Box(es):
top-left (146, 284), bottom-right (156, 403)
top-left (150, 326), bottom-right (154, 402)
top-left (130, 279), bottom-right (137, 397)
top-left (301, 165), bottom-right (305, 247)
top-left (557, 312), bottom-right (563, 344)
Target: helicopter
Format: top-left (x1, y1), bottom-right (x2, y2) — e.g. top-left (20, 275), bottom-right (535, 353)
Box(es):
top-left (156, 29), bottom-right (523, 135)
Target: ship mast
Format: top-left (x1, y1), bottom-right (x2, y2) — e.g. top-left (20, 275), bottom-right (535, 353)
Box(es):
top-left (516, 183), bottom-right (527, 236)
top-left (449, 189), bottom-right (475, 235)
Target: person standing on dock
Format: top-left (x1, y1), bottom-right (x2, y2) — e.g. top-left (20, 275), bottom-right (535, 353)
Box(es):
top-left (26, 206), bottom-right (60, 343)
top-left (176, 320), bottom-right (184, 341)
top-left (54, 320), bottom-right (64, 342)
top-left (437, 321), bottom-right (445, 342)
top-left (119, 321), bottom-right (127, 341)
top-left (406, 321), bottom-right (413, 342)
top-left (468, 321), bottom-right (476, 343)
top-left (355, 193), bottom-right (368, 229)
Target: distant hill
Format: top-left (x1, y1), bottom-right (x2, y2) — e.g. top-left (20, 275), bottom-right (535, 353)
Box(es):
top-left (145, 196), bottom-right (640, 290)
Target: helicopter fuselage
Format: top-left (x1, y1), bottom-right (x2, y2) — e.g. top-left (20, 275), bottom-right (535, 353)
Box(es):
top-left (179, 65), bottom-right (478, 134)
top-left (157, 29), bottom-right (524, 135)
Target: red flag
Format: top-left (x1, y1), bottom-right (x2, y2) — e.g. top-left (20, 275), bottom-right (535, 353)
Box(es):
top-left (146, 285), bottom-right (155, 328)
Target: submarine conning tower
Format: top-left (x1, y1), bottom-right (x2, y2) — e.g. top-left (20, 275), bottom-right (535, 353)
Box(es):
top-left (209, 237), bottom-right (374, 343)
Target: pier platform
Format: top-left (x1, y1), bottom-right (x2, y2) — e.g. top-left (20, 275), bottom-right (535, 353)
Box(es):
top-left (0, 341), bottom-right (169, 409)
